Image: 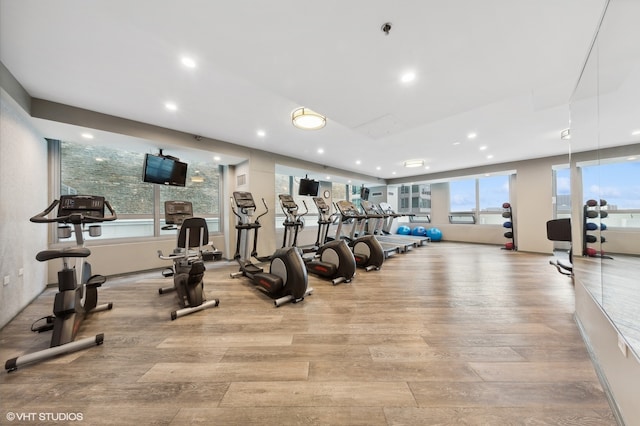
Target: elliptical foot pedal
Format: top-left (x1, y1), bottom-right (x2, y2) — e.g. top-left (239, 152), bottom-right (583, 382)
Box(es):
top-left (87, 274), bottom-right (106, 287)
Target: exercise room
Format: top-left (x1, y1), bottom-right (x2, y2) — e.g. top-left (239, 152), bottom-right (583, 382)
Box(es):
top-left (1, 1), bottom-right (639, 425)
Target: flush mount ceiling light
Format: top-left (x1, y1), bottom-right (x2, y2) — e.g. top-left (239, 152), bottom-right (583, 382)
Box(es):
top-left (403, 159), bottom-right (425, 168)
top-left (291, 107), bottom-right (326, 130)
top-left (560, 128), bottom-right (571, 140)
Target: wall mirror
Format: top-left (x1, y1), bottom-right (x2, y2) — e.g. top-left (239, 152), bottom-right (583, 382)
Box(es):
top-left (570, 0), bottom-right (640, 358)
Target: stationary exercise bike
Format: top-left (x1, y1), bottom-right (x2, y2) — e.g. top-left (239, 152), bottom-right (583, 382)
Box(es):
top-left (230, 191), bottom-right (312, 306)
top-left (5, 195), bottom-right (116, 372)
top-left (157, 201), bottom-right (220, 320)
top-left (546, 218), bottom-right (573, 276)
top-left (280, 194), bottom-right (357, 284)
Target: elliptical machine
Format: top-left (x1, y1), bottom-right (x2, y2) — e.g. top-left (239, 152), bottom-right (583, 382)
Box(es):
top-left (5, 195), bottom-right (116, 372)
top-left (279, 194), bottom-right (357, 284)
top-left (230, 191), bottom-right (312, 306)
top-left (332, 199), bottom-right (385, 271)
top-left (157, 201), bottom-right (220, 320)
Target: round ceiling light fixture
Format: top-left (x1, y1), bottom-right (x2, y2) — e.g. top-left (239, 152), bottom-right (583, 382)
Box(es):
top-left (291, 107), bottom-right (326, 130)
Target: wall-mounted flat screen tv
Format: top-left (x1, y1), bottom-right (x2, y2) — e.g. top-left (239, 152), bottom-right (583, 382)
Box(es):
top-left (360, 187), bottom-right (370, 200)
top-left (298, 178), bottom-right (319, 196)
top-left (142, 153), bottom-right (188, 186)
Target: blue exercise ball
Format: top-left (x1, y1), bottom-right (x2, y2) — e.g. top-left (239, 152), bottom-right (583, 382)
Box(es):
top-left (411, 226), bottom-right (427, 236)
top-left (426, 227), bottom-right (442, 242)
top-left (397, 225), bottom-right (411, 235)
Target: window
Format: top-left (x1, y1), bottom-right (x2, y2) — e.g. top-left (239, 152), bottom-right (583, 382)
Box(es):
top-left (331, 182), bottom-right (347, 202)
top-left (478, 175), bottom-right (510, 225)
top-left (553, 166), bottom-right (571, 219)
top-left (449, 178), bottom-right (476, 213)
top-left (274, 174), bottom-right (319, 228)
top-left (581, 159), bottom-right (640, 228)
top-left (57, 140), bottom-right (222, 240)
top-left (397, 183), bottom-right (431, 221)
top-left (449, 174), bottom-right (512, 224)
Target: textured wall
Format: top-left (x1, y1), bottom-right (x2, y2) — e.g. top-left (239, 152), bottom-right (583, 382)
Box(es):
top-left (0, 89), bottom-right (48, 328)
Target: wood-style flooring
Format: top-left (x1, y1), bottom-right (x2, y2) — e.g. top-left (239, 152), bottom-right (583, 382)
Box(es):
top-left (0, 242), bottom-right (616, 425)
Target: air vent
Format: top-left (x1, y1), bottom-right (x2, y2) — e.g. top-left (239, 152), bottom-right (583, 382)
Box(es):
top-left (237, 174), bottom-right (247, 186)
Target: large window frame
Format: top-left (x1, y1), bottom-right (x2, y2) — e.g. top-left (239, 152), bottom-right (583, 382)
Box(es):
top-left (52, 139), bottom-right (223, 243)
top-left (449, 173), bottom-right (512, 225)
top-left (397, 183), bottom-right (431, 222)
top-left (579, 158), bottom-right (640, 229)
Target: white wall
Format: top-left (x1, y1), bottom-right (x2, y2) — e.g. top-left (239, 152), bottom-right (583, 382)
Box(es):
top-left (0, 89), bottom-right (48, 328)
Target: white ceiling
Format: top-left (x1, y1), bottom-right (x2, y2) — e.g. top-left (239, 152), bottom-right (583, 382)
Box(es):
top-left (2, 0), bottom-right (627, 181)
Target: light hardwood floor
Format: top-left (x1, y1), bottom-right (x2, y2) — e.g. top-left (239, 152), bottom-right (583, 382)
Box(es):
top-left (0, 242), bottom-right (616, 425)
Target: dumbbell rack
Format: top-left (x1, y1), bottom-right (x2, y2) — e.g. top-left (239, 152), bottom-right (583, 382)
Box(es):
top-left (582, 199), bottom-right (612, 259)
top-left (501, 202), bottom-right (516, 251)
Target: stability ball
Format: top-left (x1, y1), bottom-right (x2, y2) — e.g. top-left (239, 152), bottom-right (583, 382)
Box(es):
top-left (411, 226), bottom-right (427, 236)
top-left (426, 227), bottom-right (443, 242)
top-left (397, 225), bottom-right (411, 235)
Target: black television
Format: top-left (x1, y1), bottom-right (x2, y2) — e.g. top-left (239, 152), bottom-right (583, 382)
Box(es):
top-left (298, 177), bottom-right (319, 196)
top-left (142, 153), bottom-right (188, 187)
top-left (360, 187), bottom-right (370, 200)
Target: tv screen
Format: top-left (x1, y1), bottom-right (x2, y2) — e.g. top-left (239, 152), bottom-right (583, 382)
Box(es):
top-left (298, 178), bottom-right (319, 196)
top-left (143, 153), bottom-right (188, 186)
top-left (360, 187), bottom-right (370, 200)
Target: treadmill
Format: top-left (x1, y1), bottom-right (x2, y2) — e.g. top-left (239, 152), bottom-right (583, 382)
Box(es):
top-left (334, 200), bottom-right (399, 259)
top-left (359, 200), bottom-right (416, 252)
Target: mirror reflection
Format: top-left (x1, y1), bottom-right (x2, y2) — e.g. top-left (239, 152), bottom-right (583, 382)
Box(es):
top-left (570, 0), bottom-right (640, 357)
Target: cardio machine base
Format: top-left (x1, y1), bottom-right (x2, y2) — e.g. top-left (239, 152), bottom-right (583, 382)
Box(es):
top-left (5, 334), bottom-right (104, 373)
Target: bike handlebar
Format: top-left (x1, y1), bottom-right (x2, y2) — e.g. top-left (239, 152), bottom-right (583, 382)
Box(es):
top-left (30, 199), bottom-right (117, 224)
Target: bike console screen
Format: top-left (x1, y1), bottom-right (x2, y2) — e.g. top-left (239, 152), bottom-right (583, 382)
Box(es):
top-left (58, 195), bottom-right (105, 219)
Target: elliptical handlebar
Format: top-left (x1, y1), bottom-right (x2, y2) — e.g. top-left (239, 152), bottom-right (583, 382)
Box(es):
top-left (255, 198), bottom-right (269, 224)
top-left (300, 200), bottom-right (309, 218)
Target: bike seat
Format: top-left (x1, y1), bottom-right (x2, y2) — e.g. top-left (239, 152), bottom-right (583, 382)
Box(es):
top-left (36, 247), bottom-right (91, 262)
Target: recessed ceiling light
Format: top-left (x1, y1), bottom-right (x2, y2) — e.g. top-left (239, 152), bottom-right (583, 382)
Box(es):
top-left (317, 148), bottom-right (324, 154)
top-left (81, 133), bottom-right (94, 139)
top-left (181, 56), bottom-right (196, 68)
top-left (628, 156), bottom-right (637, 161)
top-left (392, 171), bottom-right (396, 175)
top-left (467, 132), bottom-right (477, 139)
top-left (632, 129), bottom-right (640, 136)
top-left (479, 145), bottom-right (487, 151)
top-left (95, 157), bottom-right (104, 162)
top-left (165, 102), bottom-right (177, 111)
top-left (213, 156), bottom-right (221, 161)
top-left (487, 154), bottom-right (494, 159)
top-left (376, 166), bottom-right (381, 171)
top-left (400, 71), bottom-right (416, 83)
top-left (452, 141), bottom-right (461, 146)
top-left (424, 165), bottom-right (430, 170)
top-left (326, 176), bottom-right (331, 180)
top-left (257, 130), bottom-right (266, 137)
top-left (355, 160), bottom-right (361, 165)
